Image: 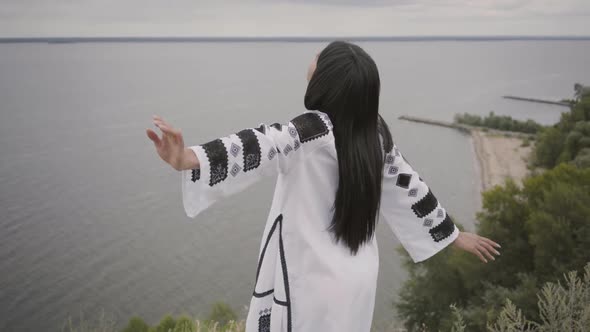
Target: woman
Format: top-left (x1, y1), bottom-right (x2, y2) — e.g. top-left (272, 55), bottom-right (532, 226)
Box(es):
top-left (146, 41), bottom-right (500, 331)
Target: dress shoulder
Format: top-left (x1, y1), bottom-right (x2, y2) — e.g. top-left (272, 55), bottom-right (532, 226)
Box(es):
top-left (289, 111), bottom-right (333, 143)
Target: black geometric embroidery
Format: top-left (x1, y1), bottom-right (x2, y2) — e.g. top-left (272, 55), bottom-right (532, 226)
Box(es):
top-left (230, 163), bottom-right (241, 177)
top-left (396, 173), bottom-right (412, 189)
top-left (268, 147), bottom-right (277, 160)
top-left (429, 214), bottom-right (455, 242)
top-left (230, 143), bottom-right (241, 158)
top-left (254, 124), bottom-right (266, 134)
top-left (271, 123), bottom-right (282, 131)
top-left (288, 127), bottom-right (298, 138)
top-left (191, 168), bottom-right (200, 182)
top-left (258, 314), bottom-right (271, 332)
top-left (385, 155), bottom-right (395, 164)
top-left (284, 144), bottom-right (293, 156)
top-left (293, 140), bottom-right (301, 151)
top-left (278, 215), bottom-right (292, 332)
top-left (245, 154), bottom-right (259, 170)
top-left (236, 129), bottom-right (261, 172)
top-left (321, 113), bottom-right (333, 127)
top-left (388, 166), bottom-right (399, 176)
top-left (423, 218), bottom-right (434, 227)
top-left (253, 289), bottom-right (274, 298)
top-left (437, 209), bottom-right (444, 218)
top-left (274, 297), bottom-right (288, 306)
top-left (408, 188), bottom-right (418, 197)
top-left (411, 189), bottom-right (439, 218)
top-left (201, 139), bottom-right (228, 186)
top-left (291, 113), bottom-right (329, 143)
top-left (253, 215), bottom-right (281, 297)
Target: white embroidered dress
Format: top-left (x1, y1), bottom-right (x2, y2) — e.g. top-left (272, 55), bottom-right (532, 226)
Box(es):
top-left (181, 110), bottom-right (459, 332)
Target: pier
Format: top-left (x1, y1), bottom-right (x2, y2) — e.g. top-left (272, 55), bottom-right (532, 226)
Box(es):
top-left (502, 95), bottom-right (571, 107)
top-left (398, 115), bottom-right (536, 139)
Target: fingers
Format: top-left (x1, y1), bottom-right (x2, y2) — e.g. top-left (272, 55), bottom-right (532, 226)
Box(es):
top-left (477, 244), bottom-right (495, 262)
top-left (479, 239), bottom-right (501, 256)
top-left (153, 116), bottom-right (182, 138)
top-left (146, 128), bottom-right (161, 146)
top-left (472, 247), bottom-right (487, 263)
top-left (481, 236), bottom-right (501, 249)
top-left (457, 232), bottom-right (501, 264)
top-left (154, 121), bottom-right (174, 134)
top-left (153, 115), bottom-right (175, 132)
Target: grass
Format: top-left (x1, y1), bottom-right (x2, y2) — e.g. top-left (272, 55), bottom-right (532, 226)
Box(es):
top-left (64, 262), bottom-right (590, 332)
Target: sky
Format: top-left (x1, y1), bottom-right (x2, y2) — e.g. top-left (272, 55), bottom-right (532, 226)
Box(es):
top-left (1, 0), bottom-right (589, 37)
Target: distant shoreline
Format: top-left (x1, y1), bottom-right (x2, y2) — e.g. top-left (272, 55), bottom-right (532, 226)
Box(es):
top-left (1, 35), bottom-right (590, 44)
top-left (397, 115), bottom-right (532, 193)
top-left (471, 130), bottom-right (531, 192)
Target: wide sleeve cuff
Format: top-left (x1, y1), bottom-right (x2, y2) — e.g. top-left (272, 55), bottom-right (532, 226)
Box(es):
top-left (182, 145), bottom-right (215, 218)
top-left (380, 144), bottom-right (459, 263)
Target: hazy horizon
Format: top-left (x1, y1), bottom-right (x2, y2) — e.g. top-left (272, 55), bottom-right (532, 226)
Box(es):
top-left (2, 0), bottom-right (589, 38)
top-left (2, 35), bottom-right (590, 42)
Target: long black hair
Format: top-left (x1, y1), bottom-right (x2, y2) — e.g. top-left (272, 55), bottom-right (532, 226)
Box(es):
top-left (305, 41), bottom-right (393, 254)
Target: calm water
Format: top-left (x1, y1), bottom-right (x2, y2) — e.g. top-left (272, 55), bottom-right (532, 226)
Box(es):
top-left (1, 41), bottom-right (588, 331)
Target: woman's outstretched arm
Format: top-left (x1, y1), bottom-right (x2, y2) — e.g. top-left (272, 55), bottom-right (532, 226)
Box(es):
top-left (146, 111), bottom-right (333, 218)
top-left (380, 143), bottom-right (501, 263)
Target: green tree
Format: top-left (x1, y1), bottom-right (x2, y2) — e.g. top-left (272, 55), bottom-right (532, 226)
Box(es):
top-left (454, 112), bottom-right (543, 134)
top-left (533, 85), bottom-right (590, 168)
top-left (395, 165), bottom-right (590, 331)
top-left (574, 83), bottom-right (590, 101)
top-left (533, 127), bottom-right (566, 168)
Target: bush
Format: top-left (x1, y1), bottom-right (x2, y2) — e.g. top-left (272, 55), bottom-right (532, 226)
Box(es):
top-left (395, 164), bottom-right (590, 331)
top-left (172, 316), bottom-right (196, 332)
top-left (122, 317), bottom-right (150, 332)
top-left (448, 263), bottom-right (590, 332)
top-left (154, 315), bottom-right (176, 332)
top-left (446, 263), bottom-right (590, 332)
top-left (205, 302), bottom-right (237, 327)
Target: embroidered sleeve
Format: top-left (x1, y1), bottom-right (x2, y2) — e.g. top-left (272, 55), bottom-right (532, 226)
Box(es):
top-left (379, 144), bottom-right (459, 263)
top-left (181, 111), bottom-right (332, 218)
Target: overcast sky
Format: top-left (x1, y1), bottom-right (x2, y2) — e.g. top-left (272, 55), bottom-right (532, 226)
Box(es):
top-left (1, 0), bottom-right (589, 37)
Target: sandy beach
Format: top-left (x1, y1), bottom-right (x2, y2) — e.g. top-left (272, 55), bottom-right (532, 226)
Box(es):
top-left (471, 129), bottom-right (532, 192)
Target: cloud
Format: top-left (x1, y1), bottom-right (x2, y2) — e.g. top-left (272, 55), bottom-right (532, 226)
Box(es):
top-left (0, 0), bottom-right (588, 37)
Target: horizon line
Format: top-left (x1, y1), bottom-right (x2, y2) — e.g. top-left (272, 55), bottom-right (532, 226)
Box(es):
top-left (1, 35), bottom-right (590, 44)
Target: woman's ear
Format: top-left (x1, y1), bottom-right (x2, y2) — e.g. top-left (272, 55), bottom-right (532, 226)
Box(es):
top-left (307, 54), bottom-right (318, 82)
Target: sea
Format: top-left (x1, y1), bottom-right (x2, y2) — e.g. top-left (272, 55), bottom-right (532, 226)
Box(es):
top-left (1, 39), bottom-right (589, 331)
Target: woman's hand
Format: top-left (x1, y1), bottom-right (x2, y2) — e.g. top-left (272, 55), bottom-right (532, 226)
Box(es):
top-left (146, 115), bottom-right (199, 171)
top-left (452, 231), bottom-right (501, 263)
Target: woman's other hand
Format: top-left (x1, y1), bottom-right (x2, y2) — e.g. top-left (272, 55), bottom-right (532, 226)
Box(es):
top-left (146, 115), bottom-right (199, 171)
top-left (452, 231), bottom-right (501, 263)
